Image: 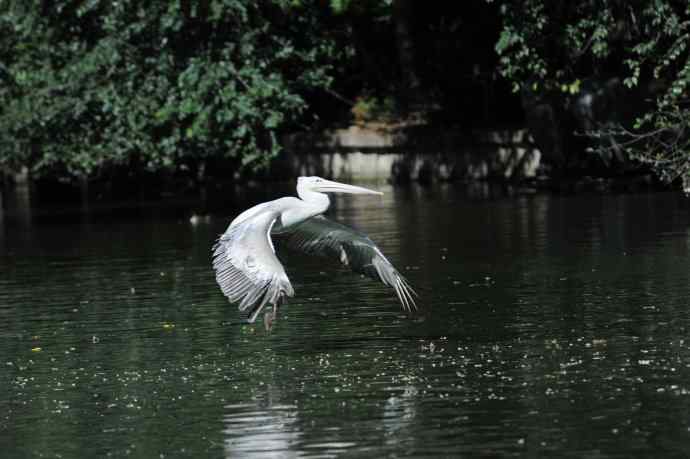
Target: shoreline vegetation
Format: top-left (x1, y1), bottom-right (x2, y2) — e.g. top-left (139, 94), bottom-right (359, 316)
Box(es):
top-left (0, 157), bottom-right (671, 221)
top-left (0, 172), bottom-right (669, 231)
top-left (2, 2), bottom-right (689, 198)
top-left (0, 119), bottom-right (679, 216)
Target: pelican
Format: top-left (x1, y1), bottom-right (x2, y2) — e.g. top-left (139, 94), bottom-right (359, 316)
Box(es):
top-left (212, 176), bottom-right (417, 329)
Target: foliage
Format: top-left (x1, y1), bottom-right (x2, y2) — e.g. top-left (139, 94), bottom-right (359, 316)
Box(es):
top-left (0, 0), bottom-right (337, 181)
top-left (494, 0), bottom-right (690, 190)
top-left (323, 1), bottom-right (508, 125)
top-left (327, 0), bottom-right (393, 16)
top-left (351, 94), bottom-right (398, 123)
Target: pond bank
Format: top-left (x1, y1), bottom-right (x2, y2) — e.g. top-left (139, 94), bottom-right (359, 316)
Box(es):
top-left (0, 122), bottom-right (675, 212)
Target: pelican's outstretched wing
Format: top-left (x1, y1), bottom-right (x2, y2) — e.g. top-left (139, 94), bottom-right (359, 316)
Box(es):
top-left (277, 216), bottom-right (417, 311)
top-left (212, 210), bottom-right (294, 322)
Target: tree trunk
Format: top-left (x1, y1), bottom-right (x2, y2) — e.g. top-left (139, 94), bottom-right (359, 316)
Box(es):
top-left (392, 0), bottom-right (422, 114)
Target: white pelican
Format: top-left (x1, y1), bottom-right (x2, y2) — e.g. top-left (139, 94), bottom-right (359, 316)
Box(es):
top-left (212, 176), bottom-right (417, 329)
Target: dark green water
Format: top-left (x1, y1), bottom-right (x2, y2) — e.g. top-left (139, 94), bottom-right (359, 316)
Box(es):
top-left (1, 184), bottom-right (690, 458)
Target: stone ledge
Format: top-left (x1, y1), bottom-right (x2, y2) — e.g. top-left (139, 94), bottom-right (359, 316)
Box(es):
top-left (276, 125), bottom-right (541, 182)
top-left (284, 125), bottom-right (535, 151)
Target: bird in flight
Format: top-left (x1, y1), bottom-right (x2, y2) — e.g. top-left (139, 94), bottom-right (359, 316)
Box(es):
top-left (212, 176), bottom-right (418, 330)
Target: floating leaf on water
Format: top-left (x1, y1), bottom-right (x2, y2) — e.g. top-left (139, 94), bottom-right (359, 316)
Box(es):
top-left (31, 347), bottom-right (42, 352)
top-left (162, 323), bottom-right (175, 330)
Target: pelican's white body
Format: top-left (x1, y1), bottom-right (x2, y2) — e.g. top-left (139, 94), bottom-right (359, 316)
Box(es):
top-left (212, 176), bottom-right (414, 327)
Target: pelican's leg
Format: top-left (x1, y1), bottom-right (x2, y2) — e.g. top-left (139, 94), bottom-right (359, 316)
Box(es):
top-left (247, 303), bottom-right (267, 324)
top-left (263, 299), bottom-right (282, 332)
top-left (263, 307), bottom-right (274, 332)
top-left (272, 302), bottom-right (279, 324)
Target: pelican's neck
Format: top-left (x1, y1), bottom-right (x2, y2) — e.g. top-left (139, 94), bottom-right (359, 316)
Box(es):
top-left (297, 188), bottom-right (330, 213)
top-left (274, 188), bottom-right (331, 231)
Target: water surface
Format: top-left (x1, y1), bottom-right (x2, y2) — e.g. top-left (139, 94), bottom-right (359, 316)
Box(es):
top-left (1, 184), bottom-right (690, 458)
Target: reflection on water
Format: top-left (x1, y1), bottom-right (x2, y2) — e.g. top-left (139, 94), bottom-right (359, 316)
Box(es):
top-left (1, 184), bottom-right (690, 458)
top-left (224, 400), bottom-right (301, 458)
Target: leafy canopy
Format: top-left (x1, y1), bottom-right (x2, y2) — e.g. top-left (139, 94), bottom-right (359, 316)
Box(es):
top-left (0, 0), bottom-right (336, 180)
top-left (494, 0), bottom-right (690, 190)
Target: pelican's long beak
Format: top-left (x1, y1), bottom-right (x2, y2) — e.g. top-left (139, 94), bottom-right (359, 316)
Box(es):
top-left (315, 179), bottom-right (383, 195)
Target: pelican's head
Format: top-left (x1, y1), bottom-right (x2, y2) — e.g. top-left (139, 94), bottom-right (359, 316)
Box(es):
top-left (297, 176), bottom-right (383, 196)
